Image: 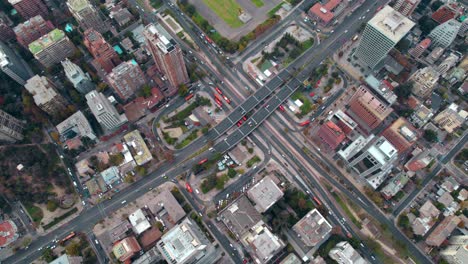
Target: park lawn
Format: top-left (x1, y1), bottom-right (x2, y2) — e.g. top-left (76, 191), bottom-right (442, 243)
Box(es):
top-left (26, 204), bottom-right (44, 224)
top-left (251, 0), bottom-right (264, 7)
top-left (202, 0), bottom-right (244, 28)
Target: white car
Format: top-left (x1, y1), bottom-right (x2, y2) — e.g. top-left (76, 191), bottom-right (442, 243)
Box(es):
top-left (121, 200), bottom-right (126, 204)
top-left (344, 30), bottom-right (348, 33)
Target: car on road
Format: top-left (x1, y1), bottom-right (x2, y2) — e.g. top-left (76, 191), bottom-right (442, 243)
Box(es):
top-left (278, 105), bottom-right (285, 111)
top-left (95, 239), bottom-right (99, 244)
top-left (242, 116), bottom-right (247, 121)
top-left (186, 183), bottom-right (193, 193)
top-left (344, 30), bottom-right (348, 33)
top-left (223, 95), bottom-right (231, 104)
top-left (121, 200), bottom-right (126, 204)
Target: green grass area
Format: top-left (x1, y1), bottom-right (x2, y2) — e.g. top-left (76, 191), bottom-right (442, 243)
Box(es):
top-left (202, 0), bottom-right (244, 28)
top-left (268, 2), bottom-right (283, 17)
top-left (246, 155), bottom-right (261, 167)
top-left (175, 129), bottom-right (199, 149)
top-left (149, 0), bottom-right (163, 9)
top-left (291, 92), bottom-right (314, 118)
top-left (331, 192), bottom-right (362, 229)
top-left (25, 204), bottom-right (44, 224)
top-left (251, 0), bottom-right (264, 7)
top-left (43, 207), bottom-right (78, 230)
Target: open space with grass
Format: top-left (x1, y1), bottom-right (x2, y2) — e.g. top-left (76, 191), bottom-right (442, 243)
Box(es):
top-left (202, 0), bottom-right (244, 28)
top-left (251, 0), bottom-right (264, 7)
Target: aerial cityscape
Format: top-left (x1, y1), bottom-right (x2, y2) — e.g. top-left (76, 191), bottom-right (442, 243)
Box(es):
top-left (0, 0), bottom-right (466, 263)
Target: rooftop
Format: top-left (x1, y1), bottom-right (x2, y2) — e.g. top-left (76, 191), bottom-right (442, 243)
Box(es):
top-left (0, 220), bottom-right (18, 248)
top-left (292, 209), bottom-right (332, 247)
top-left (28, 29), bottom-right (66, 54)
top-left (247, 176), bottom-right (284, 213)
top-left (367, 137), bottom-right (397, 165)
top-left (100, 166), bottom-right (120, 186)
top-left (149, 190), bottom-right (186, 226)
top-left (368, 5), bottom-right (415, 43)
top-left (157, 218), bottom-right (210, 264)
top-left (243, 222), bottom-right (285, 262)
top-left (308, 0), bottom-right (342, 23)
top-left (67, 0), bottom-right (90, 12)
top-left (129, 208), bottom-right (151, 235)
top-left (24, 75), bottom-right (59, 106)
top-left (113, 236), bottom-right (142, 262)
top-left (123, 130), bottom-right (153, 166)
top-left (220, 196), bottom-right (262, 237)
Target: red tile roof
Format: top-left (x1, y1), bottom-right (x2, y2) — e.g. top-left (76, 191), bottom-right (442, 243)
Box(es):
top-left (0, 220), bottom-right (18, 247)
top-left (317, 121), bottom-right (346, 150)
top-left (431, 6), bottom-right (456, 24)
top-left (308, 0), bottom-right (342, 24)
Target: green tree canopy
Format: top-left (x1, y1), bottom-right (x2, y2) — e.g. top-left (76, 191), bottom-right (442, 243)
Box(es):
top-left (423, 129), bottom-right (438, 143)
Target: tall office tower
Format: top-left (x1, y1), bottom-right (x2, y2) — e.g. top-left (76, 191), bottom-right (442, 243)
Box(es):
top-left (346, 85), bottom-right (393, 134)
top-left (106, 60), bottom-right (146, 101)
top-left (353, 6), bottom-right (415, 69)
top-left (347, 136), bottom-right (398, 187)
top-left (83, 29), bottom-right (121, 73)
top-left (24, 75), bottom-right (69, 117)
top-left (0, 110), bottom-right (25, 143)
top-left (67, 0), bottom-right (107, 34)
top-left (85, 91), bottom-right (127, 130)
top-left (409, 38), bottom-right (431, 58)
top-left (8, 0), bottom-right (49, 20)
top-left (13, 15), bottom-right (54, 48)
top-left (392, 0), bottom-right (420, 17)
top-left (0, 41), bottom-right (34, 85)
top-left (0, 12), bottom-right (15, 41)
top-left (143, 23), bottom-right (188, 96)
top-left (28, 29), bottom-right (76, 68)
top-left (61, 58), bottom-right (94, 94)
top-left (428, 19), bottom-right (461, 49)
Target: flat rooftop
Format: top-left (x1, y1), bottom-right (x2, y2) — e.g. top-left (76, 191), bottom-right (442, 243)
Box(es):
top-left (368, 5), bottom-right (415, 43)
top-left (292, 209), bottom-right (332, 247)
top-left (67, 0), bottom-right (89, 12)
top-left (247, 176), bottom-right (284, 213)
top-left (123, 130), bottom-right (152, 166)
top-left (220, 196), bottom-right (262, 237)
top-left (28, 29), bottom-right (66, 54)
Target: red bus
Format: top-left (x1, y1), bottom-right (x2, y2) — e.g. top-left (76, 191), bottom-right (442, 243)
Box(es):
top-left (205, 36), bottom-right (213, 44)
top-left (299, 120), bottom-right (310, 126)
top-left (313, 196), bottom-right (322, 206)
top-left (215, 87), bottom-right (223, 95)
top-left (185, 94), bottom-right (194, 101)
top-left (215, 99), bottom-right (223, 107)
top-left (186, 183), bottom-right (193, 193)
top-left (376, 6), bottom-right (383, 12)
top-left (198, 158), bottom-right (208, 165)
top-left (61, 232), bottom-right (76, 243)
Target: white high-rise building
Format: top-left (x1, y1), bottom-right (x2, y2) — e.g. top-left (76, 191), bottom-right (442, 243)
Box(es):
top-left (85, 91), bottom-right (127, 130)
top-left (346, 136), bottom-right (398, 189)
top-left (62, 58), bottom-right (94, 94)
top-left (354, 5), bottom-right (415, 69)
top-left (428, 19), bottom-right (462, 49)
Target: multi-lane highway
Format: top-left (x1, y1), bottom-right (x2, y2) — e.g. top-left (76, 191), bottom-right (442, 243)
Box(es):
top-left (5, 0), bottom-right (436, 263)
